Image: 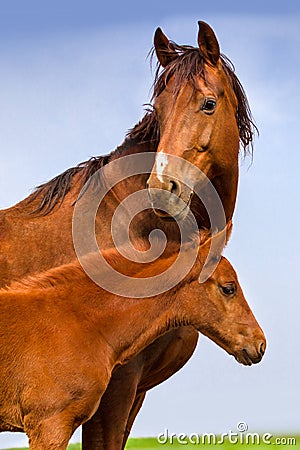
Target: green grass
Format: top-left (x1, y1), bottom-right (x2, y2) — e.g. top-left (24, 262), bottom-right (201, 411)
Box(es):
top-left (5, 435), bottom-right (299, 449)
top-left (123, 436), bottom-right (299, 449)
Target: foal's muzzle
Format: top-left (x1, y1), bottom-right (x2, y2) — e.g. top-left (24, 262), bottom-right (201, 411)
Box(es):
top-left (234, 336), bottom-right (266, 366)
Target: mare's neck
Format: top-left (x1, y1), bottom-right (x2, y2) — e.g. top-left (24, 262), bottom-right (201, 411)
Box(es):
top-left (191, 166), bottom-right (238, 229)
top-left (213, 168), bottom-right (239, 223)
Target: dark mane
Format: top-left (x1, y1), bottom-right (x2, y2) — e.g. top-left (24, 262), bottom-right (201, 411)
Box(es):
top-left (27, 153), bottom-right (110, 216)
top-left (27, 42), bottom-right (256, 216)
top-left (26, 110), bottom-right (159, 216)
top-left (220, 53), bottom-right (257, 155)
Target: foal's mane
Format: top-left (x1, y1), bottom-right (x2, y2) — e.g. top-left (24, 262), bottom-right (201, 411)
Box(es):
top-left (4, 262), bottom-right (85, 292)
top-left (27, 42), bottom-right (256, 216)
top-left (3, 239), bottom-right (184, 293)
top-left (4, 226), bottom-right (228, 294)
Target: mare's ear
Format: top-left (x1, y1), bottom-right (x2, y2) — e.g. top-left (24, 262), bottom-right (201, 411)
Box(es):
top-left (154, 27), bottom-right (177, 67)
top-left (197, 21), bottom-right (220, 66)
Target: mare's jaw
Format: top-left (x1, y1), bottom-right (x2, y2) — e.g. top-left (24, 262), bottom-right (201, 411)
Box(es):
top-left (152, 199), bottom-right (192, 222)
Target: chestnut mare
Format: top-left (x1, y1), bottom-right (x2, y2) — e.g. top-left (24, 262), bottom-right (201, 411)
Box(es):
top-left (0, 22), bottom-right (256, 449)
top-left (0, 237), bottom-right (266, 449)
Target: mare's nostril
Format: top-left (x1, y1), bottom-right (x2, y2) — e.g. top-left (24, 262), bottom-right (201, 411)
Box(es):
top-left (259, 341), bottom-right (265, 356)
top-left (170, 179), bottom-right (181, 196)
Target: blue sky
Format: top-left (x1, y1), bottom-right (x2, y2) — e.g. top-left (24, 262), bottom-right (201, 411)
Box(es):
top-left (0, 1), bottom-right (298, 38)
top-left (0, 2), bottom-right (300, 448)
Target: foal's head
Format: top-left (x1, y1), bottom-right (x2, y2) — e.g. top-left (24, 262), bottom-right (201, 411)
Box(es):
top-left (182, 253), bottom-right (266, 366)
top-left (115, 227), bottom-right (266, 366)
top-left (169, 228), bottom-right (265, 366)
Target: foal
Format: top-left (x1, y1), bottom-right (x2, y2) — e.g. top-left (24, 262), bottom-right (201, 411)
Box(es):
top-left (0, 239), bottom-right (265, 449)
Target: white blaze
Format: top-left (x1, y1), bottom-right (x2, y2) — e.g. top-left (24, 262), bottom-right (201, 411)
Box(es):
top-left (155, 153), bottom-right (169, 182)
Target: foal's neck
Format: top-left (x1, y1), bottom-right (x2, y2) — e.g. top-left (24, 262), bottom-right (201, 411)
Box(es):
top-left (76, 248), bottom-right (194, 367)
top-left (97, 292), bottom-right (184, 366)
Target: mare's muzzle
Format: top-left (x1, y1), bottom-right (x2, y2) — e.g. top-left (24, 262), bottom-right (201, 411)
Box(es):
top-left (147, 174), bottom-right (193, 221)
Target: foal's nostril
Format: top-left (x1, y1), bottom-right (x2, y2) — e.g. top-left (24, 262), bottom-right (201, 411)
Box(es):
top-left (259, 341), bottom-right (266, 356)
top-left (170, 179), bottom-right (181, 196)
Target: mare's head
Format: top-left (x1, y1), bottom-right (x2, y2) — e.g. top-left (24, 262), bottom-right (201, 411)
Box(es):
top-left (147, 21), bottom-right (256, 220)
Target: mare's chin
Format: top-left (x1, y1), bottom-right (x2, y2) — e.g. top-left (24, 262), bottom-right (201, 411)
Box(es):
top-left (152, 201), bottom-right (191, 222)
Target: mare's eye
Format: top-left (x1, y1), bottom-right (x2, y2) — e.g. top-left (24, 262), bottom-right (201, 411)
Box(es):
top-left (201, 98), bottom-right (217, 113)
top-left (220, 283), bottom-right (236, 296)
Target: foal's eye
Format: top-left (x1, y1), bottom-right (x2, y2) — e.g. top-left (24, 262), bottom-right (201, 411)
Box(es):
top-left (201, 98), bottom-right (217, 114)
top-left (220, 283), bottom-right (236, 296)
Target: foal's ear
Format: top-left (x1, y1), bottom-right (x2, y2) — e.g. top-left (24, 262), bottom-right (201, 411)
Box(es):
top-left (154, 27), bottom-right (177, 67)
top-left (197, 21), bottom-right (220, 66)
top-left (198, 221), bottom-right (233, 283)
top-left (224, 219), bottom-right (233, 245)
